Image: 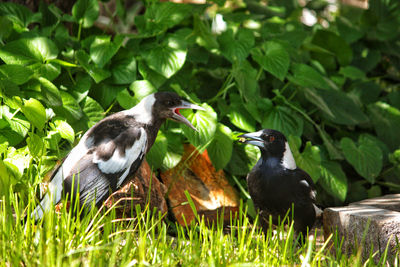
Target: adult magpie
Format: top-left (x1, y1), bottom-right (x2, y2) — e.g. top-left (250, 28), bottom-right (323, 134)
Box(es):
top-left (32, 92), bottom-right (204, 221)
top-left (239, 129), bottom-right (320, 236)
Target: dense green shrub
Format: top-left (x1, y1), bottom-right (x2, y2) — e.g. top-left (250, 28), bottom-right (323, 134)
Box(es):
top-left (0, 0), bottom-right (399, 209)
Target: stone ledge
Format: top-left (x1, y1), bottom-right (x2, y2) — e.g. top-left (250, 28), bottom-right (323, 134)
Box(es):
top-left (323, 195), bottom-right (400, 262)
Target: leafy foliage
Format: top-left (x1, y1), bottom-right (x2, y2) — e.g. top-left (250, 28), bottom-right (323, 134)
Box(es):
top-left (0, 0), bottom-right (399, 208)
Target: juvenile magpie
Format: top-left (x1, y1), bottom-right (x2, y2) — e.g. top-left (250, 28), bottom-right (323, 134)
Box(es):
top-left (32, 92), bottom-right (204, 221)
top-left (239, 129), bottom-right (319, 236)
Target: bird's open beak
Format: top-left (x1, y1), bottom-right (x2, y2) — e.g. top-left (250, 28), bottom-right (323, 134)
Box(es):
top-left (238, 132), bottom-right (264, 147)
top-left (170, 100), bottom-right (205, 131)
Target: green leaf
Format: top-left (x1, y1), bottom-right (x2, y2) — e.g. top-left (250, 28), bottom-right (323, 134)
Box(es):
top-left (218, 28), bottom-right (254, 62)
top-left (262, 106), bottom-right (303, 137)
top-left (116, 89), bottom-right (136, 110)
top-left (226, 143), bottom-right (260, 176)
top-left (0, 37), bottom-right (60, 80)
top-left (232, 60), bottom-right (258, 101)
top-left (138, 61), bottom-right (167, 89)
top-left (228, 105), bottom-right (256, 133)
top-left (339, 66), bottom-right (366, 80)
top-left (38, 77), bottom-right (62, 106)
top-left (0, 106), bottom-right (29, 145)
top-left (251, 41), bottom-right (290, 81)
top-left (0, 37), bottom-right (58, 65)
top-left (289, 136), bottom-right (321, 183)
top-left (129, 80), bottom-right (157, 102)
top-left (0, 16), bottom-right (13, 41)
top-left (181, 103), bottom-right (217, 149)
top-left (54, 119), bottom-right (75, 144)
top-left (21, 98), bottom-right (46, 131)
top-left (368, 102), bottom-right (400, 151)
top-left (27, 132), bottom-right (44, 157)
top-left (0, 65), bottom-right (33, 85)
top-left (193, 15), bottom-right (219, 50)
top-left (0, 2), bottom-right (39, 29)
top-left (72, 0), bottom-right (99, 28)
top-left (111, 50), bottom-right (137, 84)
top-left (81, 96), bottom-right (104, 128)
top-left (146, 132), bottom-right (168, 171)
top-left (135, 2), bottom-right (192, 35)
top-left (315, 88), bottom-right (369, 126)
top-left (289, 63), bottom-right (332, 90)
top-left (90, 35), bottom-right (124, 68)
top-left (340, 137), bottom-right (382, 183)
top-left (311, 29), bottom-right (353, 66)
top-left (142, 33), bottom-right (187, 78)
top-left (336, 16), bottom-right (364, 44)
top-left (319, 160), bottom-right (348, 202)
top-left (162, 132), bottom-right (183, 170)
top-left (76, 50), bottom-right (111, 83)
top-left (0, 159), bottom-right (12, 196)
top-left (55, 91), bottom-right (83, 122)
top-left (207, 123), bottom-right (233, 170)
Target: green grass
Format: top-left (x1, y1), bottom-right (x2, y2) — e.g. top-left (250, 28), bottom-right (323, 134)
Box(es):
top-left (1, 189), bottom-right (398, 266)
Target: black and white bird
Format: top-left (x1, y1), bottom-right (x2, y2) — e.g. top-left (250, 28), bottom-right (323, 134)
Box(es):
top-left (32, 92), bottom-right (204, 221)
top-left (239, 129), bottom-right (321, 236)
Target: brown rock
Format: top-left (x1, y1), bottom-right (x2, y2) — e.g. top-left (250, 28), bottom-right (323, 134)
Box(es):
top-left (323, 195), bottom-right (400, 262)
top-left (350, 194), bottom-right (400, 212)
top-left (160, 144), bottom-right (240, 226)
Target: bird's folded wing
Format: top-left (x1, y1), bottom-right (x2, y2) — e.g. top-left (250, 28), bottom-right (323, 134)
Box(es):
top-left (292, 169), bottom-right (317, 203)
top-left (64, 127), bottom-right (148, 207)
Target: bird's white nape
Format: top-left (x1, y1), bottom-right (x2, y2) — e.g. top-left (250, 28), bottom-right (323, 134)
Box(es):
top-left (124, 94), bottom-right (156, 124)
top-left (281, 142), bottom-right (296, 170)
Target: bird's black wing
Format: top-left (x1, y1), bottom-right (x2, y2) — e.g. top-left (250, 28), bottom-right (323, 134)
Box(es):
top-left (290, 168), bottom-right (317, 204)
top-left (63, 126), bottom-right (147, 208)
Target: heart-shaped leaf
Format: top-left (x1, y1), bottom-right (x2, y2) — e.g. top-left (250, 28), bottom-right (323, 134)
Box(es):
top-left (218, 28), bottom-right (254, 62)
top-left (0, 65), bottom-right (33, 85)
top-left (27, 132), bottom-right (44, 157)
top-left (38, 77), bottom-right (62, 106)
top-left (262, 106), bottom-right (303, 137)
top-left (72, 0), bottom-right (99, 28)
top-left (0, 37), bottom-right (58, 65)
top-left (90, 35), bottom-right (124, 68)
top-left (146, 132), bottom-right (168, 171)
top-left (21, 98), bottom-right (46, 131)
top-left (289, 136), bottom-right (321, 183)
top-left (319, 160), bottom-right (348, 202)
top-left (111, 49), bottom-right (137, 84)
top-left (142, 33), bottom-right (187, 78)
top-left (226, 143), bottom-right (260, 176)
top-left (289, 63), bottom-right (332, 90)
top-left (251, 41), bottom-right (290, 81)
top-left (340, 137), bottom-right (382, 183)
top-left (207, 123), bottom-right (233, 170)
top-left (54, 119), bottom-right (75, 144)
top-left (368, 102), bottom-right (400, 151)
top-left (181, 103), bottom-right (217, 150)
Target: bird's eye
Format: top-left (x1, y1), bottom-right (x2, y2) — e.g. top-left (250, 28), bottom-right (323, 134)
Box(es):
top-left (269, 136), bottom-right (275, 142)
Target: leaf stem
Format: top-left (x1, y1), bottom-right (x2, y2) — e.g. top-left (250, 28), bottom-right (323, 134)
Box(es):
top-left (77, 21), bottom-right (83, 41)
top-left (209, 73), bottom-right (234, 103)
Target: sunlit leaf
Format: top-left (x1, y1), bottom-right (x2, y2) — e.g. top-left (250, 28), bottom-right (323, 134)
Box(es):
top-left (340, 137), bottom-right (382, 183)
top-left (208, 123), bottom-right (233, 170)
top-left (319, 160), bottom-right (348, 202)
top-left (72, 0), bottom-right (99, 28)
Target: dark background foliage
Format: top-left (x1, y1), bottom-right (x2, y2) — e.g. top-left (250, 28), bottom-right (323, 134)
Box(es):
top-left (0, 0), bottom-right (399, 212)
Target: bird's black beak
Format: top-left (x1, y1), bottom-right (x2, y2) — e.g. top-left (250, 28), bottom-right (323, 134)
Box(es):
top-left (170, 100), bottom-right (205, 131)
top-left (238, 132), bottom-right (265, 147)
